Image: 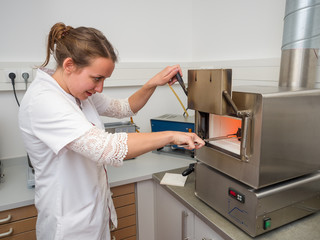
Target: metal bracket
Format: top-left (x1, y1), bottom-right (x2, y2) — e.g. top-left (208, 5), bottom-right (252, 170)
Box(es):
top-left (222, 90), bottom-right (251, 162)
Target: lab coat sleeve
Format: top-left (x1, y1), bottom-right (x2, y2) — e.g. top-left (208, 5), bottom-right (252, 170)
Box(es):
top-left (66, 126), bottom-right (128, 166)
top-left (91, 93), bottom-right (136, 118)
top-left (29, 91), bottom-right (93, 154)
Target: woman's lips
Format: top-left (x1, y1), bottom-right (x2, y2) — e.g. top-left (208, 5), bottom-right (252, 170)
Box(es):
top-left (86, 91), bottom-right (93, 96)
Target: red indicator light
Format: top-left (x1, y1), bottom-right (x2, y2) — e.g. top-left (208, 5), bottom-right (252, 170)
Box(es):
top-left (229, 190), bottom-right (236, 197)
top-left (228, 188), bottom-right (245, 203)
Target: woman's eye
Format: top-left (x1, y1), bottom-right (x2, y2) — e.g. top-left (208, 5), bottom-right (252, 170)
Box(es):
top-left (94, 77), bottom-right (103, 81)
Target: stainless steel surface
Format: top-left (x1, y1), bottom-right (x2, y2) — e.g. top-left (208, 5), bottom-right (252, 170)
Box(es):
top-left (151, 114), bottom-right (194, 124)
top-left (281, 0), bottom-right (320, 50)
top-left (195, 162), bottom-right (320, 237)
top-left (222, 90), bottom-right (239, 114)
top-left (104, 121), bottom-right (138, 133)
top-left (279, 48), bottom-right (319, 88)
top-left (195, 85), bottom-right (320, 189)
top-left (153, 168), bottom-right (320, 240)
top-left (190, 2), bottom-right (320, 236)
top-left (0, 161), bottom-right (4, 184)
top-left (222, 89), bottom-right (252, 161)
top-left (188, 69), bottom-right (232, 115)
top-left (279, 0), bottom-right (320, 88)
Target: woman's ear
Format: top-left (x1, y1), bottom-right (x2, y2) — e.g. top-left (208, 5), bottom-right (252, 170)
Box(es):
top-left (63, 58), bottom-right (75, 74)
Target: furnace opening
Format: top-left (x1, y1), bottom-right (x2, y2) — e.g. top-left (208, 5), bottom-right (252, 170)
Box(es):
top-left (208, 114), bottom-right (242, 156)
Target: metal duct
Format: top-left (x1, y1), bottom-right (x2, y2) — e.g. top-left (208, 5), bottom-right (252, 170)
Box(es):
top-left (279, 0), bottom-right (320, 88)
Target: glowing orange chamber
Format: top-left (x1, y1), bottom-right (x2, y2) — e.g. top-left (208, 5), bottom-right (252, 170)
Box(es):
top-left (208, 114), bottom-right (242, 155)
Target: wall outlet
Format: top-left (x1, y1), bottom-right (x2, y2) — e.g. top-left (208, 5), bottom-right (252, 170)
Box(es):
top-left (21, 68), bottom-right (33, 83)
top-left (4, 69), bottom-right (20, 83)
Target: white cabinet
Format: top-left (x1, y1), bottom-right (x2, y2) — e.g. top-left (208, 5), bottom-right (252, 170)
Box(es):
top-left (154, 181), bottom-right (224, 240)
top-left (136, 180), bottom-right (156, 240)
top-left (155, 183), bottom-right (194, 240)
top-left (194, 215), bottom-right (224, 240)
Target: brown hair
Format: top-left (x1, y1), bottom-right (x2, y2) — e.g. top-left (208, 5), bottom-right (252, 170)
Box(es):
top-left (41, 22), bottom-right (118, 68)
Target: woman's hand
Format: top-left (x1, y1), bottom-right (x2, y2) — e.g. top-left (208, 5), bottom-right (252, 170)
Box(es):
top-left (170, 132), bottom-right (205, 150)
top-left (149, 64), bottom-right (183, 87)
top-left (125, 131), bottom-right (205, 159)
top-left (128, 64), bottom-right (183, 113)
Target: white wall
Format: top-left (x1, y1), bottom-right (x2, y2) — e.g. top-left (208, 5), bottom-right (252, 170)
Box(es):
top-left (191, 0), bottom-right (286, 61)
top-left (0, 0), bottom-right (193, 62)
top-left (0, 0), bottom-right (287, 159)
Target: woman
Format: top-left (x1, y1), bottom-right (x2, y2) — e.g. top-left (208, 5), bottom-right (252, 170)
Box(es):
top-left (18, 22), bottom-right (204, 240)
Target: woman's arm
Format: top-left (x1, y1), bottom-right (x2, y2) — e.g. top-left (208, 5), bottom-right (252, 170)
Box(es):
top-left (128, 65), bottom-right (182, 113)
top-left (66, 127), bottom-right (205, 166)
top-left (125, 131), bottom-right (204, 159)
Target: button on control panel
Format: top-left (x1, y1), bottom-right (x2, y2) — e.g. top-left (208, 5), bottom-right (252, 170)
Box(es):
top-left (263, 217), bottom-right (271, 230)
top-left (228, 188), bottom-right (245, 203)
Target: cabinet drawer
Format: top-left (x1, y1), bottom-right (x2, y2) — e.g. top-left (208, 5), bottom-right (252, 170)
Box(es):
top-left (0, 217), bottom-right (36, 238)
top-left (117, 214), bottom-right (136, 230)
top-left (115, 204), bottom-right (136, 219)
top-left (110, 225), bottom-right (136, 240)
top-left (123, 236), bottom-right (136, 240)
top-left (112, 183), bottom-right (135, 197)
top-left (0, 206), bottom-right (37, 224)
top-left (113, 193), bottom-right (135, 208)
top-left (1, 230), bottom-right (36, 240)
top-left (112, 236), bottom-right (136, 240)
top-left (111, 183), bottom-right (136, 240)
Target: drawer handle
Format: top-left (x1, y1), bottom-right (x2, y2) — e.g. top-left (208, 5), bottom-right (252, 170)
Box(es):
top-left (0, 215), bottom-right (11, 224)
top-left (181, 211), bottom-right (189, 240)
top-left (0, 228), bottom-right (13, 238)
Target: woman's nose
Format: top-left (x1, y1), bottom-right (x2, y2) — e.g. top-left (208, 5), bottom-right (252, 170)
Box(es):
top-left (94, 81), bottom-right (104, 93)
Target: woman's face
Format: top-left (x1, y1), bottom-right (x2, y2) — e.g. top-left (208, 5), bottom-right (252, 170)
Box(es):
top-left (66, 57), bottom-right (115, 100)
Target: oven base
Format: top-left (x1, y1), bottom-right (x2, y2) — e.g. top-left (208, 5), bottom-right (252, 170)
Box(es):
top-left (195, 162), bottom-right (320, 237)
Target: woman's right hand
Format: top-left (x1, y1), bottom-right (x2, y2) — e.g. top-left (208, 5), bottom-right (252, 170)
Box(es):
top-left (125, 131), bottom-right (205, 160)
top-left (170, 131), bottom-right (205, 150)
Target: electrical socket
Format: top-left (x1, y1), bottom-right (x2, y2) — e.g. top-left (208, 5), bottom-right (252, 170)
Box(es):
top-left (21, 68), bottom-right (33, 83)
top-left (4, 69), bottom-right (20, 83)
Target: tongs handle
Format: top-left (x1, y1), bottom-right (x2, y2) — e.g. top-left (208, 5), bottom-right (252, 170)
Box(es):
top-left (176, 72), bottom-right (188, 96)
top-left (182, 163), bottom-right (195, 176)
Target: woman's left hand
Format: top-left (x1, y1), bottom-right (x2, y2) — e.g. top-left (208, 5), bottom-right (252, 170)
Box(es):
top-left (128, 64), bottom-right (183, 114)
top-left (149, 64), bottom-right (182, 87)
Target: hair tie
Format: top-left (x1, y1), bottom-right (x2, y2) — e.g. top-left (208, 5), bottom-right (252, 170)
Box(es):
top-left (61, 29), bottom-right (70, 39)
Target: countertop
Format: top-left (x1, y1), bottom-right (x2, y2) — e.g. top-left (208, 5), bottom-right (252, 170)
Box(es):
top-left (0, 151), bottom-right (195, 212)
top-left (2, 152), bottom-right (319, 239)
top-left (153, 168), bottom-right (320, 240)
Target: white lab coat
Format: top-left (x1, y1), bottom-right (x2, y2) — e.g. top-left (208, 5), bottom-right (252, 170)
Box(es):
top-left (19, 69), bottom-right (128, 240)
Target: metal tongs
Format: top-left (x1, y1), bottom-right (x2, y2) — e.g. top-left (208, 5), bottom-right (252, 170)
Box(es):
top-left (176, 72), bottom-right (188, 96)
top-left (204, 135), bottom-right (237, 142)
top-left (177, 136), bottom-right (237, 148)
top-left (178, 130), bottom-right (241, 148)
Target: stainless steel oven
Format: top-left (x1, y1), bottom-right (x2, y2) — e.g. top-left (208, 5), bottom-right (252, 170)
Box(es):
top-left (186, 1), bottom-right (320, 236)
top-left (188, 69), bottom-right (320, 237)
top-left (189, 72), bottom-right (320, 189)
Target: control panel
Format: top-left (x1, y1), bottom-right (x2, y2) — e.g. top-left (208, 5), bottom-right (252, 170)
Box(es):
top-left (228, 188), bottom-right (245, 203)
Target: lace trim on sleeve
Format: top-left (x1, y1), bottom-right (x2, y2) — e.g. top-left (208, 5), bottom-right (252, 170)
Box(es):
top-left (66, 127), bottom-right (128, 167)
top-left (102, 98), bottom-right (135, 118)
top-left (39, 67), bottom-right (55, 76)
